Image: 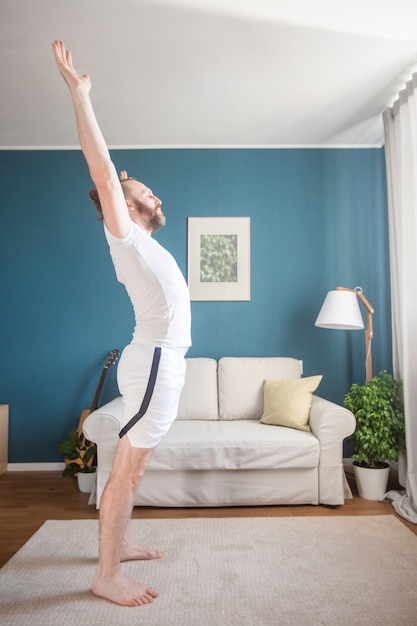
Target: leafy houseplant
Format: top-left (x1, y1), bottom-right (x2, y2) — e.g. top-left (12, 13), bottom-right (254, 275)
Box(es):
top-left (344, 370), bottom-right (405, 469)
top-left (57, 429), bottom-right (97, 477)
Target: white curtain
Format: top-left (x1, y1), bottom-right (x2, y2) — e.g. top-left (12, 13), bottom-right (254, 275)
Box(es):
top-left (383, 74), bottom-right (417, 523)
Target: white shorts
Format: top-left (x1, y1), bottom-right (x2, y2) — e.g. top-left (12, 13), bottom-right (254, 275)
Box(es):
top-left (117, 344), bottom-right (187, 448)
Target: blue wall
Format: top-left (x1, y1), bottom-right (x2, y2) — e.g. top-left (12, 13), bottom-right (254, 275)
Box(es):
top-left (0, 148), bottom-right (390, 462)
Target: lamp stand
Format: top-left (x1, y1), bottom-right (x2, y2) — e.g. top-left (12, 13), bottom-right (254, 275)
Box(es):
top-left (336, 286), bottom-right (374, 381)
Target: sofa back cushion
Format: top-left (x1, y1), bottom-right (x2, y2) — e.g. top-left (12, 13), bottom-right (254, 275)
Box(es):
top-left (218, 357), bottom-right (302, 420)
top-left (176, 357), bottom-right (219, 420)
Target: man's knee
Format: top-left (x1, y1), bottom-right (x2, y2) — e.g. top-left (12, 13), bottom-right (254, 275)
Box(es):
top-left (112, 436), bottom-right (153, 479)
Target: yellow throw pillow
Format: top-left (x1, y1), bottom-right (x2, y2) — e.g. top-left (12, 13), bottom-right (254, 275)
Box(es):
top-left (260, 376), bottom-right (323, 431)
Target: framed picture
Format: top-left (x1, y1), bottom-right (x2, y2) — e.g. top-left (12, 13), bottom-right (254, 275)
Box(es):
top-left (187, 217), bottom-right (250, 301)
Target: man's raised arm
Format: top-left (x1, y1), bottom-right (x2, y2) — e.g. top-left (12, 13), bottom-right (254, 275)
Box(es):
top-left (52, 40), bottom-right (130, 238)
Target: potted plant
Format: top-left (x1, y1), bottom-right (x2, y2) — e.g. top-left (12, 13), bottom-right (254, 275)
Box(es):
top-left (344, 370), bottom-right (405, 500)
top-left (57, 429), bottom-right (97, 493)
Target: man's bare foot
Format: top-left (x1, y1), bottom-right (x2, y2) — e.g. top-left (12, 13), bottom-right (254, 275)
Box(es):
top-left (92, 569), bottom-right (159, 607)
top-left (120, 540), bottom-right (166, 562)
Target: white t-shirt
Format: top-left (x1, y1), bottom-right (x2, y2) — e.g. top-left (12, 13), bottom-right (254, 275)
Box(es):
top-left (104, 223), bottom-right (191, 348)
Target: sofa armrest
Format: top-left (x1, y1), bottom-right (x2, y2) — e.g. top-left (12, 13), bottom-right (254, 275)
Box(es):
top-left (83, 397), bottom-right (123, 468)
top-left (82, 398), bottom-right (124, 508)
top-left (309, 394), bottom-right (356, 505)
top-left (83, 397), bottom-right (123, 441)
top-left (309, 395), bottom-right (356, 462)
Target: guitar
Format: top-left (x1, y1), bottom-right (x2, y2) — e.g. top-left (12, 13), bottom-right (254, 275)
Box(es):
top-left (77, 348), bottom-right (120, 435)
top-left (69, 349), bottom-right (120, 470)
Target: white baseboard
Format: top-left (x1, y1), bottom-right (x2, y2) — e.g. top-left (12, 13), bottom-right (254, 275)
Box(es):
top-left (7, 463), bottom-right (64, 471)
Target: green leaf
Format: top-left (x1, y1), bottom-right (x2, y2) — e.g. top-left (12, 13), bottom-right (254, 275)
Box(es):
top-left (82, 445), bottom-right (97, 465)
top-left (62, 463), bottom-right (80, 477)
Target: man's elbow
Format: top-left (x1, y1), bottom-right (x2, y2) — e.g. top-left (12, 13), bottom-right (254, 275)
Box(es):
top-left (88, 161), bottom-right (119, 190)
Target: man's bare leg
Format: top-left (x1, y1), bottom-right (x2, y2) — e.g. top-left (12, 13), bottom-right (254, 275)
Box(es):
top-left (92, 436), bottom-right (160, 606)
top-left (120, 521), bottom-right (166, 562)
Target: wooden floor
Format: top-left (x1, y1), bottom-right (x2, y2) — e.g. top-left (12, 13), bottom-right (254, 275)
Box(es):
top-left (1, 468), bottom-right (416, 568)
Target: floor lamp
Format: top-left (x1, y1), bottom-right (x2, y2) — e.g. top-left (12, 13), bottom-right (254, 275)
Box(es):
top-left (315, 286), bottom-right (374, 382)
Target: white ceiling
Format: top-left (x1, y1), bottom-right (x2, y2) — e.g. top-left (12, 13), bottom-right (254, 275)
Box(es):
top-left (2, 0), bottom-right (417, 149)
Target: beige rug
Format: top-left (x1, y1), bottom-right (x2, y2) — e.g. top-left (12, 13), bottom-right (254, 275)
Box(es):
top-left (1, 516), bottom-right (417, 625)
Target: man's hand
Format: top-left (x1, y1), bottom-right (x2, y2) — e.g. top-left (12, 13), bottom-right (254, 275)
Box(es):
top-left (52, 40), bottom-right (91, 95)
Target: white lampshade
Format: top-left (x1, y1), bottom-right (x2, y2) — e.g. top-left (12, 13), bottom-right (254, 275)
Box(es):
top-left (315, 290), bottom-right (364, 330)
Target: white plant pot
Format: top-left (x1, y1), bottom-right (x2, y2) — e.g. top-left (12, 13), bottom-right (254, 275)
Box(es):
top-left (353, 462), bottom-right (390, 501)
top-left (77, 472), bottom-right (96, 494)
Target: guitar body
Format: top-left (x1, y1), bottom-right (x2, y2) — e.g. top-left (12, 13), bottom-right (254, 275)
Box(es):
top-left (66, 349), bottom-right (120, 471)
top-left (71, 409), bottom-right (95, 470)
top-left (77, 408), bottom-right (93, 435)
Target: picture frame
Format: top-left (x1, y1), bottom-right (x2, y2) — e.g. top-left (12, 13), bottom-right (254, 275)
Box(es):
top-left (187, 217), bottom-right (250, 301)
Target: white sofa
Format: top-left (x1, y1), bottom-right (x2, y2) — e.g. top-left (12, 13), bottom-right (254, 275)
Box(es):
top-left (83, 357), bottom-right (356, 509)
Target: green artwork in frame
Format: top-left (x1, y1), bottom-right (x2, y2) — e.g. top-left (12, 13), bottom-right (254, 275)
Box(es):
top-left (187, 217), bottom-right (250, 301)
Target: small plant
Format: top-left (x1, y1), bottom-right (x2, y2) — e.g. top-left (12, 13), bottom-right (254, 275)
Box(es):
top-left (344, 370), bottom-right (405, 468)
top-left (57, 429), bottom-right (97, 476)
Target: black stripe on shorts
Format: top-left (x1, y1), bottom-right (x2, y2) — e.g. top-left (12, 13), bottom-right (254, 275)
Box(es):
top-left (119, 346), bottom-right (162, 439)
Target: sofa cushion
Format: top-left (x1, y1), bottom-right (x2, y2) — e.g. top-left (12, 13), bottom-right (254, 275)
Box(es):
top-left (260, 375), bottom-right (323, 431)
top-left (148, 419), bottom-right (319, 471)
top-left (176, 357), bottom-right (219, 420)
top-left (218, 357), bottom-right (302, 420)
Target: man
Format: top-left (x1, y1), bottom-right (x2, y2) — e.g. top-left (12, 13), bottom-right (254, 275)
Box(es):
top-left (52, 41), bottom-right (191, 607)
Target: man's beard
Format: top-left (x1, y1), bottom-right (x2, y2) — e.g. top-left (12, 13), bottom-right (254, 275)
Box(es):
top-left (149, 211), bottom-right (166, 233)
top-left (133, 200), bottom-right (166, 232)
